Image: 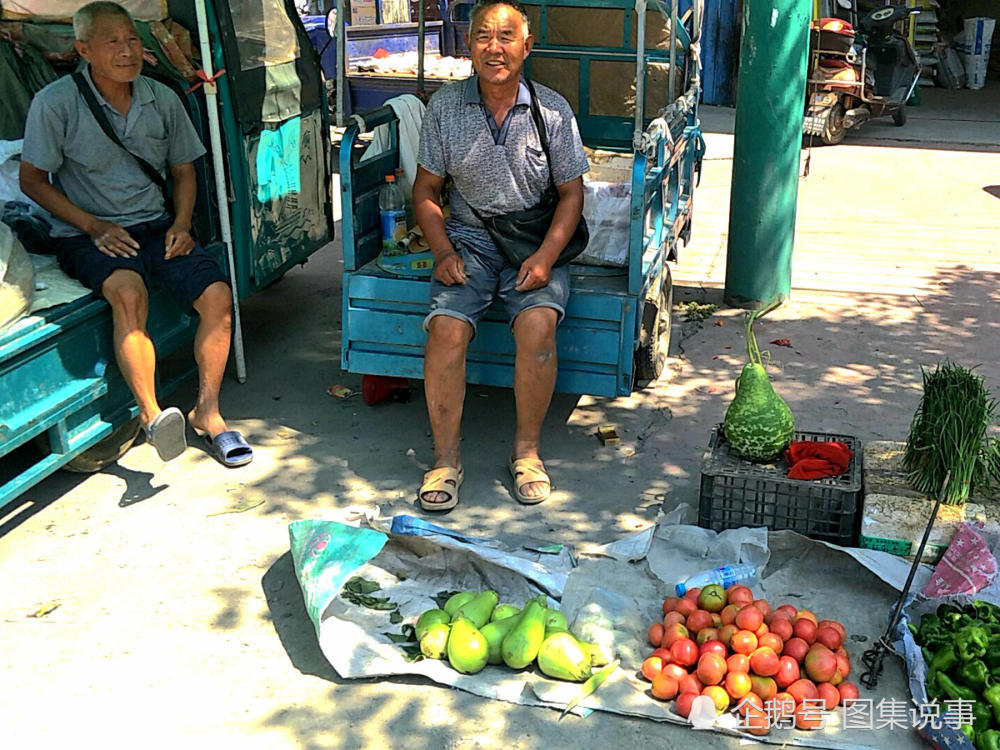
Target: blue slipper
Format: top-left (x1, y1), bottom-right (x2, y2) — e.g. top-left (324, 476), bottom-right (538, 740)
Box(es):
top-left (204, 430), bottom-right (253, 468)
top-left (144, 407), bottom-right (187, 462)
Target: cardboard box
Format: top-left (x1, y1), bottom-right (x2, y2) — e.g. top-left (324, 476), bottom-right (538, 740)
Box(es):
top-left (351, 0), bottom-right (377, 26)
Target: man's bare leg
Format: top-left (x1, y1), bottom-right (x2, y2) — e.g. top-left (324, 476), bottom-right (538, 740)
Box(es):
top-left (102, 269), bottom-right (161, 429)
top-left (186, 281), bottom-right (232, 439)
top-left (422, 314), bottom-right (473, 504)
top-left (512, 306), bottom-right (559, 500)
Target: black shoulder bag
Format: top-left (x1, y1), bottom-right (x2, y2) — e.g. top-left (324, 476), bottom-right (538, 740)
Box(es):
top-left (71, 71), bottom-right (171, 209)
top-left (467, 79), bottom-right (588, 268)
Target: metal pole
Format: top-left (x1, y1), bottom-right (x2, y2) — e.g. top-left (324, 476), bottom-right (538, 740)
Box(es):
top-left (418, 0), bottom-right (425, 92)
top-left (194, 0), bottom-right (247, 382)
top-left (633, 0), bottom-right (647, 151)
top-left (336, 0), bottom-right (346, 126)
top-left (668, 0), bottom-right (677, 101)
top-left (723, 0), bottom-right (811, 308)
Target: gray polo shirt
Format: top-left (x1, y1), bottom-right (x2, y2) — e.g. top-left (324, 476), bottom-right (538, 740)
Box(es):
top-left (22, 67), bottom-right (206, 237)
top-left (418, 75), bottom-right (589, 228)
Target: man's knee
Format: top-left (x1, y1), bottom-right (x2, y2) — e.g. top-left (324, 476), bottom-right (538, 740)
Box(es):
top-left (427, 314), bottom-right (473, 352)
top-left (102, 270), bottom-right (148, 314)
top-left (514, 307), bottom-right (558, 358)
top-left (194, 282), bottom-right (232, 325)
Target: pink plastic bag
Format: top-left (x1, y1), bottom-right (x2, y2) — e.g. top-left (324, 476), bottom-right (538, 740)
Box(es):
top-left (922, 522), bottom-right (998, 598)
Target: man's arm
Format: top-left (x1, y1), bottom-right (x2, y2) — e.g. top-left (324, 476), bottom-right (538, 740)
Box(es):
top-left (19, 160), bottom-right (139, 256)
top-left (164, 161), bottom-right (197, 259)
top-left (515, 176), bottom-right (584, 292)
top-left (414, 165), bottom-right (465, 286)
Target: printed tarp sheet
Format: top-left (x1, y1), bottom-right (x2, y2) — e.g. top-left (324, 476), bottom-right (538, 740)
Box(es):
top-left (289, 509), bottom-right (932, 749)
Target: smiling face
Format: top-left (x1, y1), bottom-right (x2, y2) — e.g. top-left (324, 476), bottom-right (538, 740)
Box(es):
top-left (75, 12), bottom-right (143, 88)
top-left (468, 3), bottom-right (533, 88)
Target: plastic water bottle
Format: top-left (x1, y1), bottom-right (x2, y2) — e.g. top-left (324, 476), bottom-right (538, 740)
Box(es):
top-left (379, 174), bottom-right (407, 256)
top-left (675, 563), bottom-right (757, 597)
top-left (394, 167), bottom-right (415, 229)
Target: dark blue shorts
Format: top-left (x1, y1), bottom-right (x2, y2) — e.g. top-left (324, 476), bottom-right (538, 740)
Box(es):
top-left (54, 216), bottom-right (229, 311)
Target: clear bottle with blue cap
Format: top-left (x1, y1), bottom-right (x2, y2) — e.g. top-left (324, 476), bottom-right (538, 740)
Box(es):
top-left (675, 564), bottom-right (757, 597)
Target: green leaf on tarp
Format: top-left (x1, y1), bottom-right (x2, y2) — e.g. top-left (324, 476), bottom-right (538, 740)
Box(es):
top-left (344, 576), bottom-right (381, 595)
top-left (342, 590), bottom-right (398, 610)
top-left (402, 645), bottom-right (424, 662)
top-left (384, 632), bottom-right (413, 644)
top-left (401, 624), bottom-right (416, 640)
top-left (389, 610), bottom-right (403, 624)
top-left (434, 590), bottom-right (459, 610)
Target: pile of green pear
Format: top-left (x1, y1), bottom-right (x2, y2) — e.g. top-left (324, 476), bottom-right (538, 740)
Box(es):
top-left (414, 590), bottom-right (610, 681)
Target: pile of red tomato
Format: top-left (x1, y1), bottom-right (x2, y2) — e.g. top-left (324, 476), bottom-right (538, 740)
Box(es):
top-left (641, 582), bottom-right (860, 735)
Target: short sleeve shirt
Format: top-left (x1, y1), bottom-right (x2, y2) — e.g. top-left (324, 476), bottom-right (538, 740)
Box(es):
top-left (22, 67), bottom-right (206, 237)
top-left (417, 75), bottom-right (589, 228)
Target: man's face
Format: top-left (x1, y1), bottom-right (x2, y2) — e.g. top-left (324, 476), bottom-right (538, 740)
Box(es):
top-left (75, 14), bottom-right (143, 86)
top-left (468, 4), bottom-right (533, 87)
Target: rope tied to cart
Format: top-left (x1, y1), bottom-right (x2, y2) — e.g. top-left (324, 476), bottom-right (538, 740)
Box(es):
top-left (184, 68), bottom-right (227, 95)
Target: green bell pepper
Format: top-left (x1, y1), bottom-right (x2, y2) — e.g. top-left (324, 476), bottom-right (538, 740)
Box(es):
top-left (960, 724), bottom-right (975, 743)
top-left (979, 728), bottom-right (1000, 750)
top-left (938, 673), bottom-right (978, 702)
top-left (983, 683), bottom-right (1000, 724)
top-left (970, 601), bottom-right (1000, 623)
top-left (957, 626), bottom-right (990, 662)
top-left (930, 644), bottom-right (959, 678)
top-left (987, 642), bottom-right (1000, 670)
top-left (972, 701), bottom-right (992, 735)
top-left (958, 660), bottom-right (991, 692)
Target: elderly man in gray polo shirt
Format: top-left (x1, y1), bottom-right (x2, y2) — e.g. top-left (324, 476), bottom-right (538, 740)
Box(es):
top-left (20, 1), bottom-right (252, 467)
top-left (413, 0), bottom-right (589, 511)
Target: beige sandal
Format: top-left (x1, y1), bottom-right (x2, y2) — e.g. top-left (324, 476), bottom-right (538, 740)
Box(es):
top-left (508, 457), bottom-right (550, 505)
top-left (419, 466), bottom-right (463, 511)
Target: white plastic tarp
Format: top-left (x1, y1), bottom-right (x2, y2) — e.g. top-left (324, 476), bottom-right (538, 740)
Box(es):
top-left (290, 509), bottom-right (928, 749)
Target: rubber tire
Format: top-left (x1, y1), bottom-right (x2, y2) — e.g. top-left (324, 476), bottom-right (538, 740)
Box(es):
top-left (634, 267), bottom-right (674, 384)
top-left (892, 105), bottom-right (906, 127)
top-left (821, 103), bottom-right (847, 145)
top-left (35, 418), bottom-right (142, 473)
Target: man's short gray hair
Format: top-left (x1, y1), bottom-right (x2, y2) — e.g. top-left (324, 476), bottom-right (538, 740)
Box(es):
top-left (468, 0), bottom-right (531, 36)
top-left (73, 1), bottom-right (135, 42)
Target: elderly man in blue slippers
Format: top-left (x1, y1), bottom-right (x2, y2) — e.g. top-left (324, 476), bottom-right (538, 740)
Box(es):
top-left (19, 1), bottom-right (252, 468)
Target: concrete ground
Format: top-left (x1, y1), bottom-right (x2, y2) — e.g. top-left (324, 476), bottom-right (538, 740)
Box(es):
top-left (2, 83), bottom-right (999, 749)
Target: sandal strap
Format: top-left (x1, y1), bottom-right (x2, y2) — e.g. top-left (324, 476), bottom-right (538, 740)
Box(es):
top-left (510, 458), bottom-right (549, 486)
top-left (420, 467), bottom-right (462, 494)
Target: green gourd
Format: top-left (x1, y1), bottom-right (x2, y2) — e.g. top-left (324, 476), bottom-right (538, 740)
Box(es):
top-left (480, 612), bottom-right (523, 665)
top-left (447, 617), bottom-right (489, 674)
top-left (502, 598), bottom-right (547, 669)
top-left (536, 632), bottom-right (592, 682)
top-left (491, 604), bottom-right (521, 622)
top-left (723, 299), bottom-right (795, 461)
top-left (452, 590), bottom-right (498, 629)
top-left (443, 591), bottom-right (477, 616)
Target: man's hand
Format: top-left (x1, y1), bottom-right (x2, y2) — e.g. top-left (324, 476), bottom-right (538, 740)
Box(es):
top-left (89, 219), bottom-right (139, 257)
top-left (515, 253), bottom-right (553, 292)
top-left (434, 250), bottom-right (467, 285)
top-left (164, 222), bottom-right (195, 260)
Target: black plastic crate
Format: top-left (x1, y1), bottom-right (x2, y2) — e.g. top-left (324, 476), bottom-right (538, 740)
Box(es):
top-left (698, 426), bottom-right (863, 546)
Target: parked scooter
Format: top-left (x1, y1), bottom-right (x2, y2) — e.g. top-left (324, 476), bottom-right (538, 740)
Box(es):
top-left (803, 3), bottom-right (921, 145)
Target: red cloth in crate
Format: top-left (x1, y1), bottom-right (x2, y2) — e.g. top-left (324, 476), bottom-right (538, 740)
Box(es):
top-left (784, 440), bottom-right (852, 480)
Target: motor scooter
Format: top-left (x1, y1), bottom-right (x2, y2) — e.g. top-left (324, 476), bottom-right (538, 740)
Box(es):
top-left (803, 3), bottom-right (921, 145)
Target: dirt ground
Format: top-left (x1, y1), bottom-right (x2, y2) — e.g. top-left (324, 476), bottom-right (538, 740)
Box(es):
top-left (2, 86), bottom-right (999, 749)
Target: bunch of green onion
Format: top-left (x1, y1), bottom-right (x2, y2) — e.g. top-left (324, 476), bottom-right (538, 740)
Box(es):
top-left (903, 361), bottom-right (1000, 505)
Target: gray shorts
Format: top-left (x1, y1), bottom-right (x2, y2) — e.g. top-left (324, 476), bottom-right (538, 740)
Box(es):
top-left (424, 220), bottom-right (570, 336)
